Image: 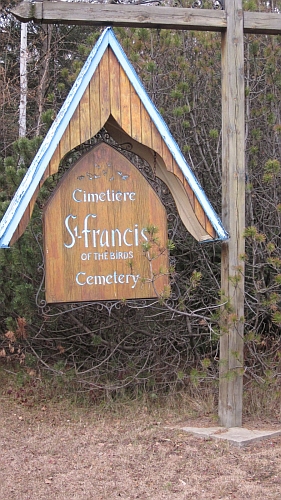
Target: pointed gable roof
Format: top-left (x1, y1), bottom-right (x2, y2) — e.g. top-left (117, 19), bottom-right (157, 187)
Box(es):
top-left (0, 27), bottom-right (228, 248)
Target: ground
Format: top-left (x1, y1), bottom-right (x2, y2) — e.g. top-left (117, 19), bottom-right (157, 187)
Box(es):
top-left (1, 388), bottom-right (281, 500)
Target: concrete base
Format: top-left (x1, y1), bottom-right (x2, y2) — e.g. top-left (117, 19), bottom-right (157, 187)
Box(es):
top-left (181, 426), bottom-right (281, 447)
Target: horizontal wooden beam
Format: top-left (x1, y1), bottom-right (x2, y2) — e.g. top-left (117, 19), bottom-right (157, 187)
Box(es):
top-left (11, 2), bottom-right (227, 32)
top-left (244, 11), bottom-right (281, 35)
top-left (10, 2), bottom-right (281, 35)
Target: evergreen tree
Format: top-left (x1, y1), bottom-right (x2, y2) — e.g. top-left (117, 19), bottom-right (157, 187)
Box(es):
top-left (0, 2), bottom-right (281, 393)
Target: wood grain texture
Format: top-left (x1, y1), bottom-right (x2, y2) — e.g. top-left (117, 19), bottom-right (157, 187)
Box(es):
top-left (28, 189), bottom-right (38, 222)
top-left (10, 0), bottom-right (280, 428)
top-left (17, 190), bottom-right (34, 243)
top-left (11, 47), bottom-right (218, 245)
top-left (183, 178), bottom-right (195, 211)
top-left (219, 0), bottom-right (245, 428)
top-left (79, 85), bottom-right (91, 144)
top-left (13, 2), bottom-right (281, 35)
top-left (161, 143), bottom-right (174, 174)
top-left (151, 121), bottom-right (163, 159)
top-left (10, 226), bottom-right (19, 246)
top-left (44, 143), bottom-right (169, 303)
top-left (59, 124), bottom-right (71, 160)
top-left (12, 3), bottom-right (227, 32)
top-left (69, 106), bottom-right (81, 151)
top-left (90, 68), bottom-right (101, 135)
top-left (244, 12), bottom-right (281, 35)
top-left (141, 105), bottom-right (152, 150)
top-left (120, 66), bottom-right (132, 136)
top-left (99, 48), bottom-right (110, 126)
top-left (194, 197), bottom-right (206, 230)
top-left (205, 217), bottom-right (216, 239)
top-left (109, 50), bottom-right (121, 124)
top-left (40, 165), bottom-right (50, 189)
top-left (49, 144), bottom-right (61, 176)
top-left (106, 117), bottom-right (216, 241)
top-left (130, 86), bottom-right (142, 143)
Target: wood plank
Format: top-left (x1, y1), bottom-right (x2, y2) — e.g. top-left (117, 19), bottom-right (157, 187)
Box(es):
top-left (156, 163), bottom-right (208, 241)
top-left (9, 172), bottom-right (47, 245)
top-left (89, 68), bottom-right (101, 136)
top-left (244, 12), bottom-right (281, 35)
top-left (130, 87), bottom-right (141, 142)
top-left (11, 2), bottom-right (281, 36)
top-left (59, 124), bottom-right (71, 160)
top-left (141, 105), bottom-right (152, 150)
top-left (182, 177), bottom-right (195, 210)
top-left (171, 157), bottom-right (195, 207)
top-left (69, 106), bottom-right (81, 151)
top-left (219, 0), bottom-right (245, 428)
top-left (194, 196), bottom-right (206, 230)
top-left (172, 157), bottom-right (184, 185)
top-left (106, 116), bottom-right (214, 242)
top-left (10, 226), bottom-right (19, 246)
top-left (44, 143), bottom-right (169, 302)
top-left (161, 143), bottom-right (174, 173)
top-left (151, 121), bottom-right (163, 160)
top-left (17, 206), bottom-right (30, 242)
top-left (44, 187), bottom-right (65, 302)
top-left (109, 50), bottom-right (121, 123)
top-left (205, 217), bottom-right (216, 240)
top-left (49, 144), bottom-right (61, 176)
top-left (120, 66), bottom-right (132, 136)
top-left (28, 190), bottom-right (38, 223)
top-left (17, 186), bottom-right (38, 242)
top-left (12, 3), bottom-right (227, 32)
top-left (172, 168), bottom-right (197, 225)
top-left (40, 164), bottom-right (50, 188)
top-left (79, 85), bottom-right (91, 144)
top-left (99, 48), bottom-right (110, 126)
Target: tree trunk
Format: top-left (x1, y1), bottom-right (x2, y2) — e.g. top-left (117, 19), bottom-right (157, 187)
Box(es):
top-left (19, 22), bottom-right (27, 139)
top-left (36, 25), bottom-right (53, 137)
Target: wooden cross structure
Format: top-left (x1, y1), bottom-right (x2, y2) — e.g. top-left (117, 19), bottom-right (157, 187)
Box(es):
top-left (12, 0), bottom-right (281, 427)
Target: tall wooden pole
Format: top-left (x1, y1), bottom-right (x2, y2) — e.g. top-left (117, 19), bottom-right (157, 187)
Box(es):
top-left (19, 22), bottom-right (27, 138)
top-left (12, 0), bottom-right (281, 428)
top-left (219, 0), bottom-right (245, 428)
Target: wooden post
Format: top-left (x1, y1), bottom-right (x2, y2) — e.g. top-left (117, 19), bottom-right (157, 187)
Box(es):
top-left (10, 0), bottom-right (281, 427)
top-left (219, 0), bottom-right (245, 427)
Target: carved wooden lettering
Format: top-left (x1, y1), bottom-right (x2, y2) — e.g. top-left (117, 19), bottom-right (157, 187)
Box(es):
top-left (44, 142), bottom-right (169, 302)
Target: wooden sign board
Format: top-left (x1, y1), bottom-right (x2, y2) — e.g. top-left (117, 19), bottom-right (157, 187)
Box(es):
top-left (43, 143), bottom-right (169, 303)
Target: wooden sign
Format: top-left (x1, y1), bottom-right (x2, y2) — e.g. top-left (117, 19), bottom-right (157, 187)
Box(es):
top-left (43, 142), bottom-right (169, 303)
top-left (10, 0), bottom-right (281, 437)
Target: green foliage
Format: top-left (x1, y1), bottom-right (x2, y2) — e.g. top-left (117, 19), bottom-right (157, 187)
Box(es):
top-left (166, 240), bottom-right (175, 251)
top-left (146, 61), bottom-right (157, 73)
top-left (274, 274), bottom-right (281, 285)
top-left (209, 129), bottom-right (219, 140)
top-left (60, 68), bottom-right (69, 80)
top-left (265, 159), bottom-right (280, 184)
top-left (13, 137), bottom-right (42, 166)
top-left (190, 271), bottom-right (202, 288)
top-left (41, 109), bottom-right (55, 130)
top-left (1, 19), bottom-right (281, 400)
top-left (244, 226), bottom-right (266, 242)
top-left (272, 311), bottom-right (281, 326)
top-left (173, 107), bottom-right (184, 118)
top-left (170, 89), bottom-right (183, 100)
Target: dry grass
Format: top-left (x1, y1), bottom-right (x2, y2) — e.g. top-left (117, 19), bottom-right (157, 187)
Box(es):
top-left (1, 368), bottom-right (281, 499)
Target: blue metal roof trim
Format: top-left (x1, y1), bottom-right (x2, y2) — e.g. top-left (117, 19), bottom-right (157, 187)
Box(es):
top-left (0, 27), bottom-right (228, 248)
top-left (0, 29), bottom-right (111, 247)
